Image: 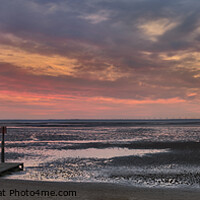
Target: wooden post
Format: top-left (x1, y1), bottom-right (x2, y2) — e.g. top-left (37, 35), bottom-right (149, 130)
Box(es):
top-left (1, 126), bottom-right (7, 163)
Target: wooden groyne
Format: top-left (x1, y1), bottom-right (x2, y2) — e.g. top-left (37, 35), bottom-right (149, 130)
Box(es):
top-left (0, 163), bottom-right (24, 176)
top-left (1, 126), bottom-right (24, 176)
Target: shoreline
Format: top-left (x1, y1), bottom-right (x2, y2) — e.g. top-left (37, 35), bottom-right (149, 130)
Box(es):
top-left (1, 179), bottom-right (200, 200)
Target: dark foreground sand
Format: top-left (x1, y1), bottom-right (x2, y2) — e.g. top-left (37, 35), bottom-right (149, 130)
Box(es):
top-left (1, 179), bottom-right (200, 200)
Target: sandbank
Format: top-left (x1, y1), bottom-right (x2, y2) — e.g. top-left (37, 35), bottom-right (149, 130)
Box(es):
top-left (1, 179), bottom-right (200, 200)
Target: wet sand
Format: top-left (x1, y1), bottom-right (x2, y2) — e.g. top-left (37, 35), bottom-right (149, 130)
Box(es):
top-left (1, 179), bottom-right (200, 200)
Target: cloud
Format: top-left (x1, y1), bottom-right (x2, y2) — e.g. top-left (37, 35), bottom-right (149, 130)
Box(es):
top-left (0, 0), bottom-right (200, 118)
top-left (138, 18), bottom-right (178, 41)
top-left (0, 44), bottom-right (78, 77)
top-left (79, 10), bottom-right (110, 24)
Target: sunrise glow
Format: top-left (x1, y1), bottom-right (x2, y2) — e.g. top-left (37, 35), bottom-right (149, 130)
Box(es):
top-left (0, 0), bottom-right (200, 119)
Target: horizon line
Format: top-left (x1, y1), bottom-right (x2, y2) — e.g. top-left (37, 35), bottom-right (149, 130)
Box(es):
top-left (0, 118), bottom-right (200, 121)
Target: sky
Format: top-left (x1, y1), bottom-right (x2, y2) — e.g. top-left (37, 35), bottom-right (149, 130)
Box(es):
top-left (0, 0), bottom-right (200, 119)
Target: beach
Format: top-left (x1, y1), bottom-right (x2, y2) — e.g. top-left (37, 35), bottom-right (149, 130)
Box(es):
top-left (2, 120), bottom-right (200, 187)
top-left (1, 120), bottom-right (200, 199)
top-left (1, 179), bottom-right (200, 200)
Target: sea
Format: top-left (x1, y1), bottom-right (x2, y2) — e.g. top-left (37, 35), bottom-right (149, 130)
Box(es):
top-left (1, 119), bottom-right (200, 188)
